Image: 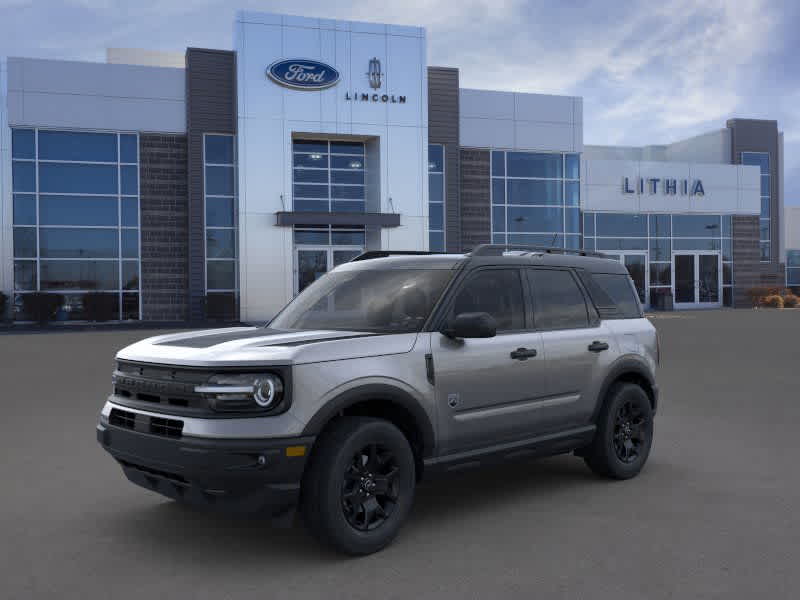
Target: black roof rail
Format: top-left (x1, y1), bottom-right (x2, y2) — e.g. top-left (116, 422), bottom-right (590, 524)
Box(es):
top-left (470, 244), bottom-right (608, 259)
top-left (349, 250), bottom-right (446, 262)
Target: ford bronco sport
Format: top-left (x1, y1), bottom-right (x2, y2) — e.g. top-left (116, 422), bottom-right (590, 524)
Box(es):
top-left (97, 244), bottom-right (659, 555)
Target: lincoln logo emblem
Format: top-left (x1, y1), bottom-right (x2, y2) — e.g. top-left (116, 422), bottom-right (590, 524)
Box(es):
top-left (367, 57), bottom-right (382, 89)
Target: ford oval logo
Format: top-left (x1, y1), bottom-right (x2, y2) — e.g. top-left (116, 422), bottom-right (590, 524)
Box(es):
top-left (267, 59), bottom-right (340, 90)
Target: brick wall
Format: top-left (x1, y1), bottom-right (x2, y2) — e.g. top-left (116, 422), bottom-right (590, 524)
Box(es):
top-left (139, 134), bottom-right (189, 321)
top-left (459, 149), bottom-right (491, 251)
top-left (732, 215), bottom-right (787, 307)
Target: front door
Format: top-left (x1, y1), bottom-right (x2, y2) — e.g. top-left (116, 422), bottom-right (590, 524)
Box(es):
top-left (672, 252), bottom-right (721, 308)
top-left (295, 247), bottom-right (363, 294)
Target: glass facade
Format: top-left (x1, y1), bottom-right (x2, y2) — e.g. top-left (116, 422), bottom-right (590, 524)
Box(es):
top-left (428, 144), bottom-right (445, 251)
top-left (204, 134), bottom-right (238, 295)
top-left (584, 213), bottom-right (734, 307)
top-left (742, 152), bottom-right (770, 261)
top-left (11, 128), bottom-right (141, 320)
top-left (292, 140), bottom-right (365, 213)
top-left (787, 250), bottom-right (800, 289)
top-left (491, 150), bottom-right (580, 249)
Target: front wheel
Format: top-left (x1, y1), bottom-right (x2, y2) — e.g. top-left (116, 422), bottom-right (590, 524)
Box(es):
top-left (584, 383), bottom-right (653, 479)
top-left (301, 417), bottom-right (416, 555)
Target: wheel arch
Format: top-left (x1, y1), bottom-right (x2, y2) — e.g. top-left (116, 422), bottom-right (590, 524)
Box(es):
top-left (592, 358), bottom-right (658, 422)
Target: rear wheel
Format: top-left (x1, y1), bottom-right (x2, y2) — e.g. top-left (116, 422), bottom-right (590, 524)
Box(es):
top-left (301, 417), bottom-right (415, 555)
top-left (584, 383), bottom-right (653, 479)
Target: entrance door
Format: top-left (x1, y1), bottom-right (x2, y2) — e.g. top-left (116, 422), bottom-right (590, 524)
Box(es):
top-left (672, 252), bottom-right (721, 308)
top-left (604, 252), bottom-right (648, 307)
top-left (295, 247), bottom-right (363, 294)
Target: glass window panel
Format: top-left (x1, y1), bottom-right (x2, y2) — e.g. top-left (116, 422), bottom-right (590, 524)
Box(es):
top-left (13, 194), bottom-right (36, 225)
top-left (40, 228), bottom-right (118, 258)
top-left (529, 269), bottom-right (588, 330)
top-left (206, 229), bottom-right (236, 259)
top-left (596, 238), bottom-right (647, 250)
top-left (205, 135), bottom-right (234, 164)
top-left (331, 201), bottom-right (365, 213)
top-left (332, 170), bottom-right (365, 185)
top-left (565, 235), bottom-right (581, 250)
top-left (672, 214), bottom-right (721, 237)
top-left (507, 206), bottom-right (563, 233)
top-left (507, 152), bottom-right (562, 178)
top-left (565, 154), bottom-right (580, 180)
top-left (508, 233), bottom-right (563, 247)
top-left (649, 238), bottom-right (671, 262)
top-left (595, 213), bottom-right (647, 237)
top-left (331, 230), bottom-right (366, 245)
top-left (760, 175), bottom-right (770, 197)
top-left (330, 141), bottom-right (364, 155)
top-left (649, 214), bottom-right (671, 237)
top-left (428, 173), bottom-right (444, 203)
top-left (429, 203), bottom-right (444, 231)
top-left (331, 185), bottom-right (364, 200)
top-left (14, 261), bottom-right (37, 291)
top-left (787, 268), bottom-right (800, 285)
top-left (741, 152), bottom-right (769, 174)
top-left (293, 140), bottom-right (328, 154)
top-left (492, 179), bottom-right (505, 205)
top-left (121, 198), bottom-right (139, 227)
top-left (122, 293), bottom-right (140, 320)
top-left (331, 155), bottom-right (363, 170)
top-left (491, 151), bottom-right (505, 177)
top-left (428, 145), bottom-right (444, 172)
top-left (206, 197), bottom-right (234, 227)
top-left (565, 207), bottom-right (580, 233)
top-left (40, 260), bottom-right (119, 290)
top-left (650, 263), bottom-right (671, 286)
top-left (721, 215), bottom-right (732, 237)
top-left (723, 263), bottom-right (732, 285)
top-left (492, 233), bottom-right (506, 244)
top-left (429, 231), bottom-right (445, 252)
top-left (13, 227), bottom-right (37, 258)
top-left (39, 163), bottom-right (117, 194)
top-left (122, 261), bottom-right (139, 290)
top-left (673, 238), bottom-right (721, 251)
top-left (121, 165), bottom-right (138, 195)
top-left (507, 179), bottom-right (562, 206)
top-left (584, 237), bottom-right (595, 251)
top-left (294, 199), bottom-right (329, 212)
top-left (293, 168), bottom-right (328, 184)
top-left (12, 161), bottom-right (36, 192)
top-left (565, 181), bottom-right (579, 206)
top-left (760, 242), bottom-right (770, 261)
top-left (787, 251), bottom-right (800, 268)
top-left (761, 197), bottom-right (770, 218)
top-left (122, 229), bottom-right (139, 258)
top-left (294, 229), bottom-right (330, 244)
top-left (723, 287), bottom-right (732, 307)
top-left (38, 130), bottom-right (117, 162)
top-left (294, 183), bottom-right (329, 199)
top-left (207, 260), bottom-right (236, 290)
top-left (40, 195), bottom-right (118, 226)
top-left (12, 129), bottom-right (35, 159)
top-left (294, 153), bottom-right (329, 168)
top-left (205, 166), bottom-right (235, 196)
top-left (583, 213), bottom-right (595, 236)
top-left (120, 134), bottom-right (138, 163)
top-left (453, 270), bottom-right (525, 331)
top-left (492, 206), bottom-right (505, 233)
top-left (759, 219), bottom-right (770, 240)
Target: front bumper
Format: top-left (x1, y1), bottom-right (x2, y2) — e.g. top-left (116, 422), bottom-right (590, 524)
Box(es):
top-left (97, 412), bottom-right (314, 518)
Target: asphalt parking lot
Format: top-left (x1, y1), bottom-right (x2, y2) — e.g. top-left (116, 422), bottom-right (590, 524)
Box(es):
top-left (2, 309), bottom-right (799, 599)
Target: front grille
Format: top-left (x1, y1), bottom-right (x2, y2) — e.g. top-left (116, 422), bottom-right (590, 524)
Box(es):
top-left (118, 459), bottom-right (188, 484)
top-left (113, 361), bottom-right (212, 414)
top-left (108, 407), bottom-right (184, 439)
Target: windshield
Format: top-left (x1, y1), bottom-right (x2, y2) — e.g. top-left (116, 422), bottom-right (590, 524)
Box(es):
top-left (270, 268), bottom-right (454, 333)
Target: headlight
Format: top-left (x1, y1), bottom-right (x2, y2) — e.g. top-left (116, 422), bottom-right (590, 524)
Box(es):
top-left (195, 373), bottom-right (285, 413)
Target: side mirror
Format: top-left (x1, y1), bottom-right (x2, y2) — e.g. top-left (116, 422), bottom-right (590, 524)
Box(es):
top-left (442, 312), bottom-right (497, 339)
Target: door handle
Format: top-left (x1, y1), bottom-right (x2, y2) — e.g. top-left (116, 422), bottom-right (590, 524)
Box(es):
top-left (510, 347), bottom-right (537, 360)
top-left (588, 341), bottom-right (609, 352)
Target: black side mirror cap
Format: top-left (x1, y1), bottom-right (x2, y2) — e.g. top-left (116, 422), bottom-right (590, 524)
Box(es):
top-left (442, 312), bottom-right (497, 339)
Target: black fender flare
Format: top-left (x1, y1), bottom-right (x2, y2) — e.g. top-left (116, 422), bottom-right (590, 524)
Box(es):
top-left (592, 357), bottom-right (658, 421)
top-left (301, 384), bottom-right (436, 458)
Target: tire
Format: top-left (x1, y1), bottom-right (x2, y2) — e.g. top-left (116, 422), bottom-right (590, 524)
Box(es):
top-left (301, 417), bottom-right (416, 555)
top-left (584, 383), bottom-right (654, 479)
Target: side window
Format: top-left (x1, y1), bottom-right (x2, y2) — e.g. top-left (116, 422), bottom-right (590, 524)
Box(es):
top-left (450, 269), bottom-right (525, 332)
top-left (591, 273), bottom-right (643, 319)
top-left (528, 269), bottom-right (590, 330)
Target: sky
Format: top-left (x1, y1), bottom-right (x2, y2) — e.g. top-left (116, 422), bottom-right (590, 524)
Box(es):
top-left (1, 0), bottom-right (798, 204)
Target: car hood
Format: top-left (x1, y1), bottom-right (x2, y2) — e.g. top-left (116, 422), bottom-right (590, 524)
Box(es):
top-left (115, 326), bottom-right (418, 367)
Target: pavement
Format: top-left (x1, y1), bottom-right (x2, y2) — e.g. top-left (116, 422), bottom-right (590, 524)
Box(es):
top-left (1, 309), bottom-right (799, 599)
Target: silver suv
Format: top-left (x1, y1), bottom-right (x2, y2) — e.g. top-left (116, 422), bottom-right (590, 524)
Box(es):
top-left (97, 245), bottom-right (659, 555)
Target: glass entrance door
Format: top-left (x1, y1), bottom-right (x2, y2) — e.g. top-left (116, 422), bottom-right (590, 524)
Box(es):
top-left (295, 247), bottom-right (363, 294)
top-left (672, 252), bottom-right (721, 308)
top-left (605, 252), bottom-right (648, 307)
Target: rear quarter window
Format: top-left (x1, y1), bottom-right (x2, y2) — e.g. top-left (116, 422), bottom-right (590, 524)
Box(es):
top-left (581, 272), bottom-right (643, 319)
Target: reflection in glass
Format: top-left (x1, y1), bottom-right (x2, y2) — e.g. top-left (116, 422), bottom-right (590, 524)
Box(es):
top-left (39, 163), bottom-right (118, 194)
top-left (13, 194), bottom-right (36, 225)
top-left (207, 260), bottom-right (236, 290)
top-left (206, 229), bottom-right (236, 259)
top-left (40, 260), bottom-right (119, 290)
top-left (40, 195), bottom-right (118, 226)
top-left (13, 228), bottom-right (37, 258)
top-left (507, 152), bottom-right (562, 178)
top-left (40, 228), bottom-right (118, 258)
top-left (12, 129), bottom-right (35, 159)
top-left (507, 179), bottom-right (562, 205)
top-left (38, 130), bottom-right (117, 162)
top-left (206, 197), bottom-right (234, 227)
top-left (14, 261), bottom-right (37, 291)
top-left (205, 135), bottom-right (234, 164)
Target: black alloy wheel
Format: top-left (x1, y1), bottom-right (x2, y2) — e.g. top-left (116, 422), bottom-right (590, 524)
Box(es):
top-left (612, 399), bottom-right (647, 464)
top-left (341, 443), bottom-right (400, 531)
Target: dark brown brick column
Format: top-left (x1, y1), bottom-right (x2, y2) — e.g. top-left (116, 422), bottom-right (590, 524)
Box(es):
top-left (732, 215), bottom-right (760, 307)
top-left (459, 149), bottom-right (491, 251)
top-left (139, 134), bottom-right (189, 321)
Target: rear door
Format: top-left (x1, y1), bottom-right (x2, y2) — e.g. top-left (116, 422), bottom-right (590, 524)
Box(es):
top-left (526, 268), bottom-right (618, 430)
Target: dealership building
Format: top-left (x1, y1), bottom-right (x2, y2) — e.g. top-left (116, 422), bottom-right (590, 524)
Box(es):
top-left (0, 11), bottom-right (793, 323)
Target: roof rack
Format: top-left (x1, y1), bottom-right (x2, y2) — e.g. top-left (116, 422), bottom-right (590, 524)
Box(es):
top-left (470, 244), bottom-right (608, 259)
top-left (349, 250), bottom-right (445, 262)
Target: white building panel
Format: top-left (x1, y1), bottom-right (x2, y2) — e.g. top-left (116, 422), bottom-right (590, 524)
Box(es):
top-left (459, 117), bottom-right (514, 149)
top-left (460, 89), bottom-right (514, 120)
top-left (0, 59), bottom-right (10, 295)
top-left (514, 120), bottom-right (575, 152)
